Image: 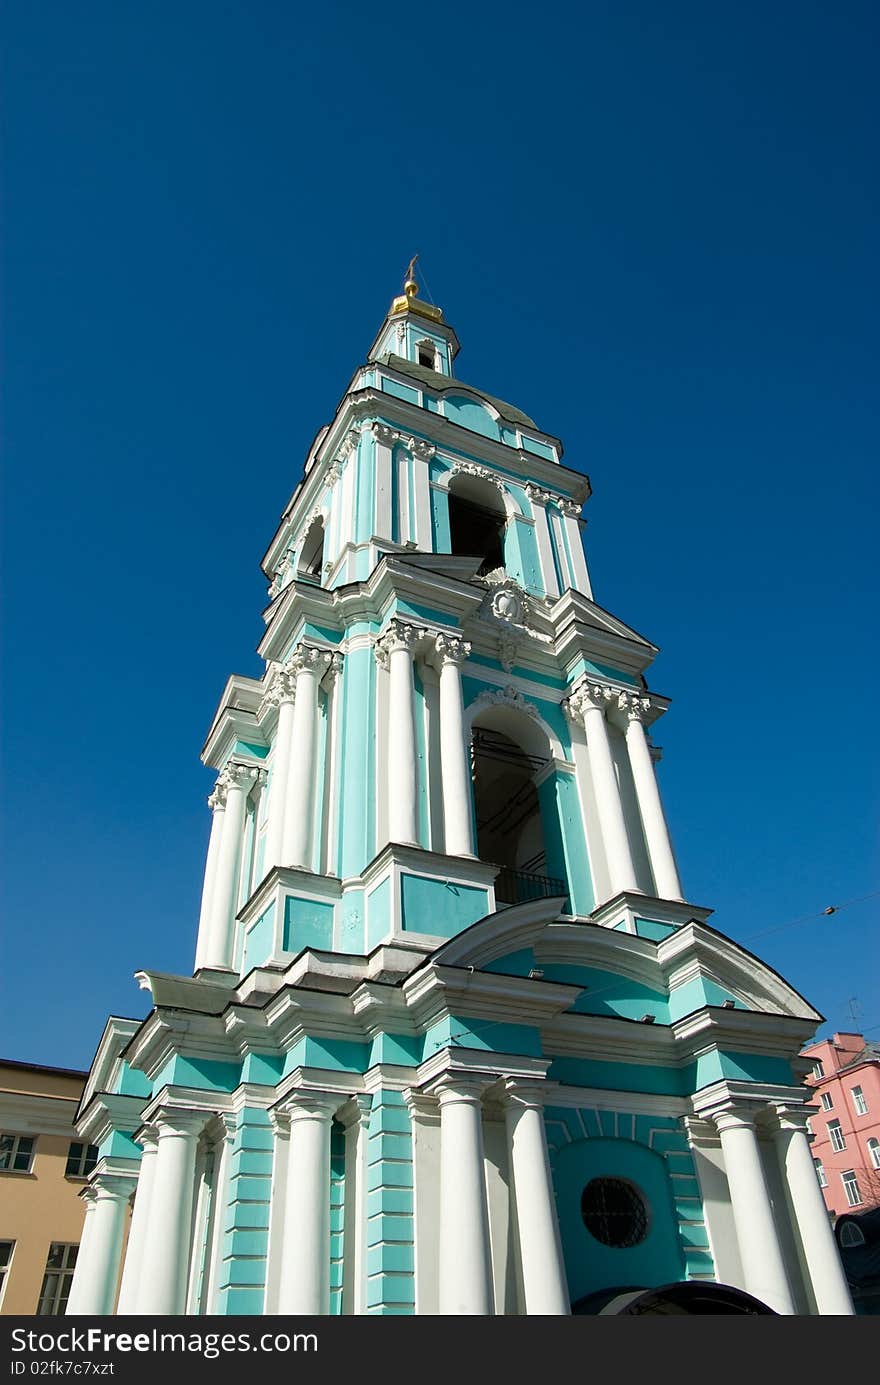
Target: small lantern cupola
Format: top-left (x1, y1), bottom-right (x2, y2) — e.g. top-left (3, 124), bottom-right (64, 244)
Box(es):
top-left (367, 256), bottom-right (459, 378)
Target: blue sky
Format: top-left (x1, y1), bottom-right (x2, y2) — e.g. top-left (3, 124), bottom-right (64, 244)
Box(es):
top-left (1, 1), bottom-right (877, 1070)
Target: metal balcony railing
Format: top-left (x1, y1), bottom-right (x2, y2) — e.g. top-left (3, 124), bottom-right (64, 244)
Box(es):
top-left (493, 866), bottom-right (568, 908)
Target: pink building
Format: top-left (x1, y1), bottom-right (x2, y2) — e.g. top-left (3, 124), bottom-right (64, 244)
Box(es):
top-left (802, 1033), bottom-right (880, 1218)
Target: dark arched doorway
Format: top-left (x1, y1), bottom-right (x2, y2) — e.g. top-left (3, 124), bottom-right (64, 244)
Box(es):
top-left (447, 473), bottom-right (506, 576)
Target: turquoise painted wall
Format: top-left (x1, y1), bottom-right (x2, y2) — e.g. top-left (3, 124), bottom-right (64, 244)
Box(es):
top-left (551, 1136), bottom-right (686, 1304)
top-left (365, 1091), bottom-right (415, 1315)
top-left (283, 896), bottom-right (335, 954)
top-left (399, 874), bottom-right (489, 937)
top-left (355, 432), bottom-right (376, 542)
top-left (366, 878), bottom-right (390, 950)
top-left (242, 904), bottom-right (276, 973)
top-left (216, 1107), bottom-right (273, 1316)
top-left (330, 1120), bottom-right (346, 1315)
top-left (430, 485), bottom-right (451, 552)
top-left (444, 395), bottom-right (499, 440)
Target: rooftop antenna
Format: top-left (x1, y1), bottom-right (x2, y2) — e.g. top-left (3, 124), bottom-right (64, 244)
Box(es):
top-left (848, 996), bottom-right (863, 1026)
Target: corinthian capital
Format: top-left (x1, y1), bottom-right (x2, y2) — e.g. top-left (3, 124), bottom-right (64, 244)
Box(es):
top-left (559, 497), bottom-right (582, 518)
top-left (288, 644), bottom-right (332, 678)
top-left (524, 483), bottom-right (552, 507)
top-left (434, 632), bottom-right (471, 667)
top-left (222, 761), bottom-right (261, 793)
top-left (375, 619), bottom-right (423, 666)
top-left (564, 679), bottom-right (611, 725)
top-left (208, 779), bottom-right (228, 811)
top-left (409, 437), bottom-right (436, 462)
top-left (266, 667), bottom-right (297, 708)
top-left (618, 692), bottom-right (652, 722)
top-left (371, 421), bottom-right (401, 447)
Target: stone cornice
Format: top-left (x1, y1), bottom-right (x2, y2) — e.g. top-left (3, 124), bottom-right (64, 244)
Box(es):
top-left (657, 922), bottom-right (822, 1021)
top-left (0, 1091), bottom-right (84, 1140)
top-left (74, 1091), bottom-right (147, 1146)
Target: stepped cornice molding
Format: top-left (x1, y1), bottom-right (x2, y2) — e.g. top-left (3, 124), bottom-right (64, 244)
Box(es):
top-left (657, 921), bottom-right (822, 1021)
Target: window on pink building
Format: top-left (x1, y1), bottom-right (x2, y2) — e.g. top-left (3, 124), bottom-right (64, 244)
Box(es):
top-left (868, 1138), bottom-right (880, 1170)
top-left (851, 1085), bottom-right (868, 1116)
top-left (841, 1170), bottom-right (862, 1207)
top-left (828, 1120), bottom-right (846, 1152)
top-left (820, 1092), bottom-right (833, 1110)
top-left (813, 1158), bottom-right (827, 1187)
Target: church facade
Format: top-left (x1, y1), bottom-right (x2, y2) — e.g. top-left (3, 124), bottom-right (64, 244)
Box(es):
top-left (67, 275), bottom-right (852, 1316)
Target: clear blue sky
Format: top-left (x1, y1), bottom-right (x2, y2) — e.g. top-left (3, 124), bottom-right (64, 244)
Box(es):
top-left (1, 1), bottom-right (877, 1070)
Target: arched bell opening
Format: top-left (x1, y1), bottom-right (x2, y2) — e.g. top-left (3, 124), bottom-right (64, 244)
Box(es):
top-left (447, 473), bottom-right (507, 577)
top-left (297, 517), bottom-right (325, 585)
top-left (470, 707), bottom-right (567, 906)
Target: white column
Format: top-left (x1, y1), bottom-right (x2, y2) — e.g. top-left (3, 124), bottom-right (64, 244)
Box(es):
top-left (437, 1077), bottom-right (494, 1315)
top-left (277, 1091), bottom-right (339, 1315)
top-left (282, 646), bottom-right (330, 870)
top-left (340, 1094), bottom-right (372, 1315)
top-left (377, 621), bottom-right (421, 846)
top-left (115, 1126), bottom-right (159, 1314)
top-left (262, 671), bottom-right (296, 873)
top-left (66, 1174), bottom-right (134, 1316)
top-left (194, 785), bottom-right (227, 971)
top-left (136, 1111), bottom-right (203, 1315)
top-left (202, 764), bottom-right (253, 970)
top-left (65, 1188), bottom-right (97, 1316)
top-left (619, 695), bottom-right (684, 901)
top-left (504, 1081), bottom-right (570, 1314)
top-left (525, 485), bottom-right (560, 600)
top-left (774, 1107), bottom-right (855, 1315)
top-left (435, 634), bottom-right (475, 857)
top-left (713, 1107), bottom-right (795, 1314)
top-left (567, 682), bottom-right (640, 897)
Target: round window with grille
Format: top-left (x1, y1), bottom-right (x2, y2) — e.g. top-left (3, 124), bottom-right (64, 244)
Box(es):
top-left (580, 1177), bottom-right (648, 1248)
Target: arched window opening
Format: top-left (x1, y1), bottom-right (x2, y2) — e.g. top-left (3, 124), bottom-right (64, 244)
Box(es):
top-left (297, 519), bottom-right (325, 585)
top-left (416, 339), bottom-right (437, 370)
top-left (448, 474), bottom-right (506, 576)
top-left (471, 723), bottom-right (563, 905)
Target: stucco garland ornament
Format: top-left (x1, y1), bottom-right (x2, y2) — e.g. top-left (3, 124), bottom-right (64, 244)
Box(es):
top-left (470, 684), bottom-right (541, 721)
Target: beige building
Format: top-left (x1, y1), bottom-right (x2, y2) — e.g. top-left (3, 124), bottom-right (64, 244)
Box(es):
top-left (0, 1060), bottom-right (96, 1314)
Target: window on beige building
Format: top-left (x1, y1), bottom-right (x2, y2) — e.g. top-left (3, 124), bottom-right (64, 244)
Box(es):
top-left (0, 1134), bottom-right (35, 1172)
top-left (36, 1243), bottom-right (78, 1315)
top-left (0, 1241), bottom-right (14, 1306)
top-left (64, 1142), bottom-right (98, 1178)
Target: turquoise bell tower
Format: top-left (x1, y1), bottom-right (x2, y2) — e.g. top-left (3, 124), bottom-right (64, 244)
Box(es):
top-left (67, 270), bottom-right (853, 1318)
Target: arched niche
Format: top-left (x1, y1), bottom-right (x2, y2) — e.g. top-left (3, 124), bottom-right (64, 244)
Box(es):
top-left (297, 516), bottom-right (325, 584)
top-left (446, 470), bottom-right (511, 576)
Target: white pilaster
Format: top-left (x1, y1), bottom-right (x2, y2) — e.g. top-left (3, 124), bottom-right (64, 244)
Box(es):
top-left (559, 499), bottom-right (592, 597)
top-left (376, 621), bottom-right (421, 846)
top-left (619, 695), bottom-right (683, 901)
top-left (524, 485), bottom-right (560, 600)
top-left (436, 1077), bottom-right (494, 1315)
top-left (276, 1091), bottom-right (339, 1315)
top-left (566, 681), bottom-right (640, 898)
top-left (411, 440), bottom-right (435, 552)
top-left (713, 1107), bottom-right (795, 1315)
top-left (435, 633), bottom-right (475, 857)
top-left (774, 1107), bottom-right (855, 1315)
top-left (262, 670), bottom-right (296, 873)
top-left (282, 645), bottom-right (330, 870)
top-left (66, 1174), bottom-right (134, 1316)
top-left (136, 1111), bottom-right (204, 1315)
top-left (340, 1094), bottom-right (372, 1315)
top-left (372, 422), bottom-right (394, 540)
top-left (504, 1081), bottom-right (570, 1314)
top-left (194, 785), bottom-right (227, 971)
top-left (115, 1127), bottom-right (159, 1314)
top-left (202, 763), bottom-right (254, 970)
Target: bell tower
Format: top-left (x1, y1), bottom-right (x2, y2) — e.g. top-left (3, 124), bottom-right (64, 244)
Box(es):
top-left (68, 272), bottom-right (845, 1320)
